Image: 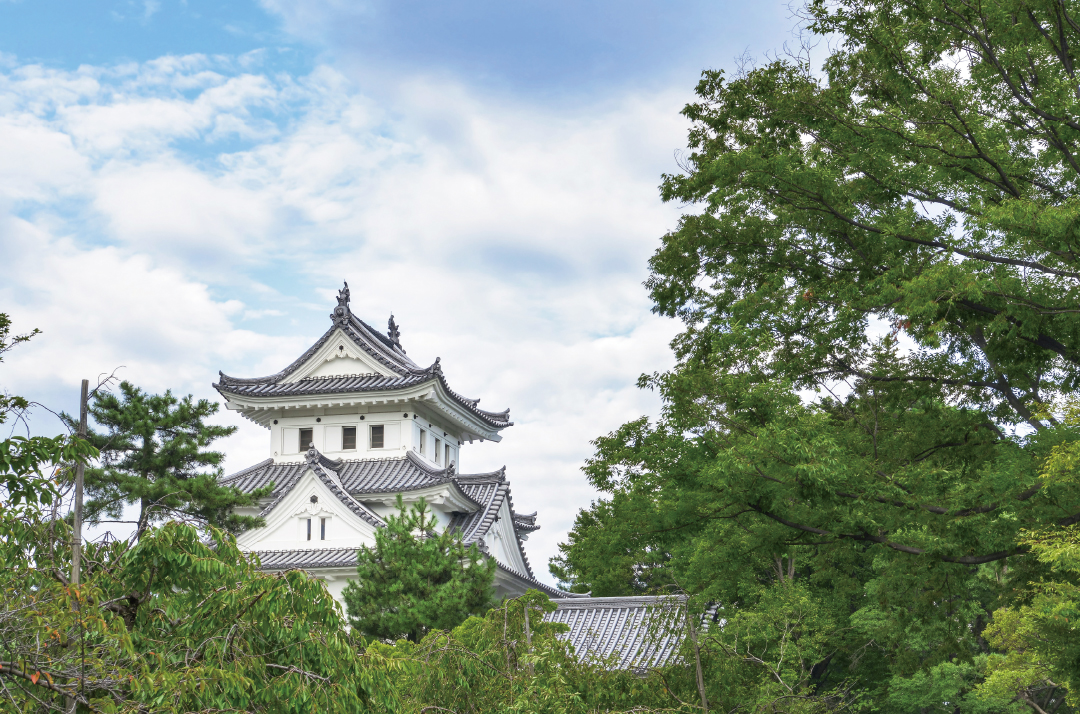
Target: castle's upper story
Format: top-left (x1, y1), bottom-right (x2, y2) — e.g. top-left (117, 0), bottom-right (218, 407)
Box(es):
top-left (213, 283), bottom-right (513, 471)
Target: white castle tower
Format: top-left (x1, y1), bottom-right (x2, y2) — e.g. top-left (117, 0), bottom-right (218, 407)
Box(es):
top-left (215, 283), bottom-right (563, 604)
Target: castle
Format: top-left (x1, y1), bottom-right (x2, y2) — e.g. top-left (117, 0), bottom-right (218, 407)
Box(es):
top-left (215, 283), bottom-right (563, 603)
top-left (215, 284), bottom-right (684, 668)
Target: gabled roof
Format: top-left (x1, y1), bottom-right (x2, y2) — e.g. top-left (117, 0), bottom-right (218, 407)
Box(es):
top-left (213, 284), bottom-right (512, 431)
top-left (449, 468), bottom-right (548, 584)
top-left (545, 596), bottom-right (687, 670)
top-left (227, 452), bottom-right (550, 584)
top-left (242, 449), bottom-right (386, 528)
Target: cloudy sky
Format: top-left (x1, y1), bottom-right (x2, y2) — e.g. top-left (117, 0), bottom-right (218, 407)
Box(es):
top-left (0, 0), bottom-right (796, 584)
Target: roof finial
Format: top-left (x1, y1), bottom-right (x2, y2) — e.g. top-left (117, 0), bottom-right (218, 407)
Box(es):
top-left (388, 313), bottom-right (402, 350)
top-left (331, 281), bottom-right (351, 327)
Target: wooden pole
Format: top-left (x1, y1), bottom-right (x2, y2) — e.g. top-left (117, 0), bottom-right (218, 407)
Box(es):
top-left (71, 379), bottom-right (88, 586)
top-left (67, 379), bottom-right (88, 714)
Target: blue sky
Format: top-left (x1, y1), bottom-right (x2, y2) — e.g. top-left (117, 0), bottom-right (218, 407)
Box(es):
top-left (0, 0), bottom-right (796, 582)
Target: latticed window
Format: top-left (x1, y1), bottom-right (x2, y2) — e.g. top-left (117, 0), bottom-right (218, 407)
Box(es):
top-left (370, 424), bottom-right (384, 449)
top-left (299, 428), bottom-right (313, 451)
top-left (342, 426), bottom-right (356, 450)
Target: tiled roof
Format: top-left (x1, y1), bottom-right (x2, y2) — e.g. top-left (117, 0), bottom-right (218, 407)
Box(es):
top-left (513, 511), bottom-right (540, 533)
top-left (235, 449), bottom-right (385, 528)
top-left (218, 372), bottom-right (429, 397)
top-left (545, 596), bottom-right (687, 670)
top-left (251, 547), bottom-right (360, 570)
top-left (449, 479), bottom-right (508, 546)
top-left (221, 459), bottom-right (304, 496)
top-left (496, 562), bottom-right (576, 599)
top-left (213, 298), bottom-right (512, 430)
top-left (304, 449), bottom-right (385, 528)
top-left (223, 453), bottom-right (466, 499)
top-left (339, 451), bottom-right (453, 494)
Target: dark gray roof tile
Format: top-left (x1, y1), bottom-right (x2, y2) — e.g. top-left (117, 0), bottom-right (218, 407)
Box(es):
top-left (545, 596), bottom-right (687, 670)
top-left (251, 547), bottom-right (360, 570)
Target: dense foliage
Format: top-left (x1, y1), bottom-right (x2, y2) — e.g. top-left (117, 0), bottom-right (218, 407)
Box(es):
top-left (63, 380), bottom-right (267, 537)
top-left (553, 0), bottom-right (1080, 710)
top-left (0, 505), bottom-right (400, 713)
top-left (344, 496), bottom-right (496, 643)
top-left (373, 590), bottom-right (688, 714)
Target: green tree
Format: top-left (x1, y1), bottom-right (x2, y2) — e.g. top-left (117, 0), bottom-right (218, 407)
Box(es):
top-left (373, 590), bottom-right (685, 714)
top-left (555, 0), bottom-right (1080, 709)
top-left (0, 502), bottom-right (398, 712)
top-left (65, 380), bottom-right (265, 537)
top-left (344, 496), bottom-right (495, 643)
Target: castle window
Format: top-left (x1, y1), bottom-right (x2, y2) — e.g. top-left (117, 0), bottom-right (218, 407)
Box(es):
top-left (306, 518), bottom-right (312, 541)
top-left (445, 444), bottom-right (451, 466)
top-left (320, 517), bottom-right (327, 540)
top-left (370, 425), bottom-right (384, 449)
top-left (418, 429), bottom-right (426, 456)
top-left (434, 438), bottom-right (442, 464)
top-left (342, 426), bottom-right (356, 450)
top-left (299, 428), bottom-right (313, 451)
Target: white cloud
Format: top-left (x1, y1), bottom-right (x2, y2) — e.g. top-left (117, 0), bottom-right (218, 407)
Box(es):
top-left (0, 53), bottom-right (687, 583)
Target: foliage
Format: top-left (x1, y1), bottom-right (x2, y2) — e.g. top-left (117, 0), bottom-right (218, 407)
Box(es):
top-left (372, 590), bottom-right (687, 714)
top-left (344, 496), bottom-right (495, 643)
top-left (554, 0), bottom-right (1080, 710)
top-left (63, 380), bottom-right (266, 536)
top-left (978, 408), bottom-right (1080, 713)
top-left (0, 495), bottom-right (399, 713)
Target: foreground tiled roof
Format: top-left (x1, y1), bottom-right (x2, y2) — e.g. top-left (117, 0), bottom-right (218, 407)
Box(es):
top-left (545, 596), bottom-right (687, 670)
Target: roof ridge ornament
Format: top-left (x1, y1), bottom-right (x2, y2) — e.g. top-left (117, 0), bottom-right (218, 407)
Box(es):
top-left (332, 281), bottom-right (351, 327)
top-left (388, 314), bottom-right (404, 352)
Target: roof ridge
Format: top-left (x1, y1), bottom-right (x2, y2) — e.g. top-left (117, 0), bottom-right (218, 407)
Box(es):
top-left (452, 465), bottom-right (507, 483)
top-left (549, 595), bottom-right (685, 606)
top-left (494, 561), bottom-right (577, 599)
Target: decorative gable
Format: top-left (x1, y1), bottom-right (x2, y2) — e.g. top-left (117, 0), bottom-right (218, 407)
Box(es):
top-left (236, 466), bottom-right (381, 550)
top-left (284, 329), bottom-right (397, 382)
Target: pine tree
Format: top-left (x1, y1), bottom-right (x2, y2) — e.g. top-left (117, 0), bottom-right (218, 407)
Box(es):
top-left (64, 380), bottom-right (266, 537)
top-left (343, 495), bottom-right (495, 643)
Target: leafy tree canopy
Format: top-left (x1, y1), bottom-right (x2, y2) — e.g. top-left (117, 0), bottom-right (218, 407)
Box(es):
top-left (64, 380), bottom-right (266, 536)
top-left (0, 500), bottom-right (398, 713)
top-left (344, 496), bottom-right (495, 643)
top-left (554, 0), bottom-right (1080, 710)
